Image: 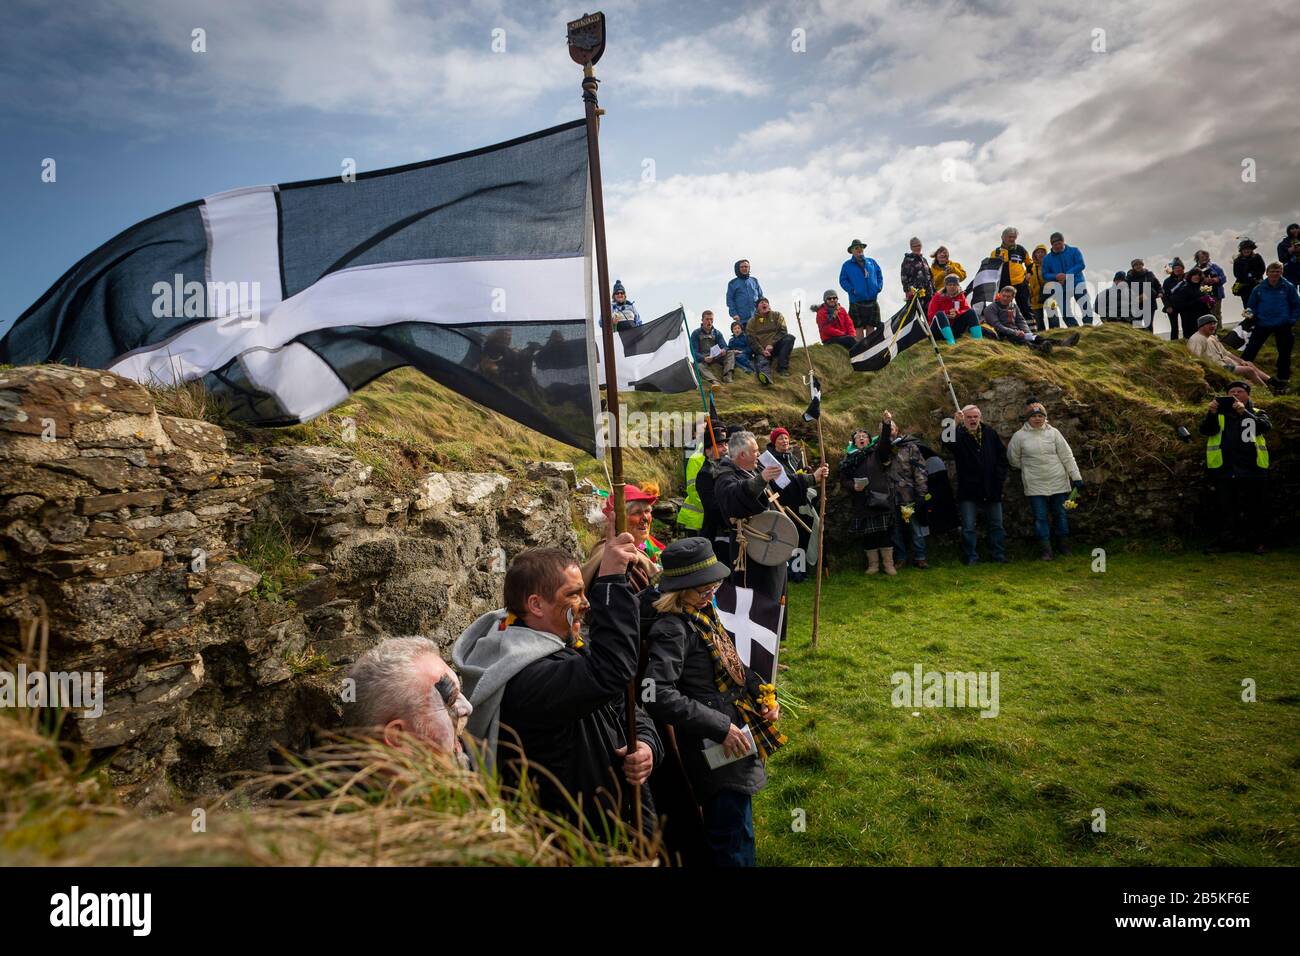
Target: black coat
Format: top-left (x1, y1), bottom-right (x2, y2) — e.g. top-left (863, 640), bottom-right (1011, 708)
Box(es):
top-left (941, 423), bottom-right (1008, 503)
top-left (712, 458), bottom-right (770, 523)
top-left (499, 575), bottom-right (662, 833)
top-left (837, 420), bottom-right (894, 518)
top-left (1166, 279), bottom-right (1209, 326)
top-left (644, 612), bottom-right (766, 798)
top-left (1233, 253), bottom-right (1267, 300)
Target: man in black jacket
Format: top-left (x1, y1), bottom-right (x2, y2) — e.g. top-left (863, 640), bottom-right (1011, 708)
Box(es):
top-left (453, 535), bottom-right (661, 836)
top-left (713, 429), bottom-right (789, 603)
top-left (941, 404), bottom-right (1009, 564)
top-left (1199, 382), bottom-right (1272, 554)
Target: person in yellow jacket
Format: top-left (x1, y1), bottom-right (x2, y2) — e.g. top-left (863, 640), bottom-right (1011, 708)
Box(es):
top-left (989, 227), bottom-right (1032, 323)
top-left (1199, 382), bottom-right (1271, 554)
top-left (930, 246), bottom-right (966, 293)
top-left (1026, 243), bottom-right (1048, 331)
top-left (676, 420), bottom-right (725, 533)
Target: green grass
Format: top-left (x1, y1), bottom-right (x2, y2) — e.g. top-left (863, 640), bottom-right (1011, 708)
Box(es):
top-left (755, 546), bottom-right (1300, 865)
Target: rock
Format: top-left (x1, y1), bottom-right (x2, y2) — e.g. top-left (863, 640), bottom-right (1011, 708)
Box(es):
top-left (207, 562), bottom-right (262, 595)
top-left (526, 460), bottom-right (578, 488)
top-left (42, 550), bottom-right (164, 579)
top-left (73, 656), bottom-right (205, 749)
top-left (78, 489), bottom-right (167, 515)
top-left (160, 416), bottom-right (227, 454)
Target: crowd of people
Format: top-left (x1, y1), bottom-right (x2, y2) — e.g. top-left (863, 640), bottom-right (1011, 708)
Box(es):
top-left (658, 225), bottom-right (1300, 393)
top-left (336, 223), bottom-right (1292, 871)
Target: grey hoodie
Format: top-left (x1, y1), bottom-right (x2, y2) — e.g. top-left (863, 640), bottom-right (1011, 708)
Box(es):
top-left (452, 609), bottom-right (567, 771)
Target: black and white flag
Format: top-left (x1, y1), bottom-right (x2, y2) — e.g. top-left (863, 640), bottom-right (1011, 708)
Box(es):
top-left (715, 581), bottom-right (782, 683)
top-left (849, 299), bottom-right (927, 372)
top-left (1, 121), bottom-right (603, 453)
top-left (802, 372), bottom-right (821, 422)
top-left (595, 306), bottom-right (697, 392)
top-left (966, 256), bottom-right (1006, 319)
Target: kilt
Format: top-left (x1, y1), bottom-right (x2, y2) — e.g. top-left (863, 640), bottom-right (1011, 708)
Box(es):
top-left (850, 509), bottom-right (894, 535)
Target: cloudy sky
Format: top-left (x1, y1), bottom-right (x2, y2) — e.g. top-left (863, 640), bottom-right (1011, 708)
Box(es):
top-left (2, 0), bottom-right (1297, 339)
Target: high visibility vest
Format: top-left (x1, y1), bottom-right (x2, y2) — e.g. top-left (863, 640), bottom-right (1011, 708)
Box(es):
top-left (677, 450), bottom-right (705, 529)
top-left (1206, 414), bottom-right (1269, 470)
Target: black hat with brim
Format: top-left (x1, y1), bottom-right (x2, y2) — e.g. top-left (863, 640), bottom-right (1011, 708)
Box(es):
top-left (658, 537), bottom-right (731, 592)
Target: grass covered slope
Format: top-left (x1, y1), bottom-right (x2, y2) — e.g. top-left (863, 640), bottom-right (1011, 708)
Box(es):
top-left (755, 549), bottom-right (1300, 866)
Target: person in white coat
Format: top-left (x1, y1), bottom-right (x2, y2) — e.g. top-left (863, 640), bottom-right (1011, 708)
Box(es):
top-left (1006, 402), bottom-right (1083, 560)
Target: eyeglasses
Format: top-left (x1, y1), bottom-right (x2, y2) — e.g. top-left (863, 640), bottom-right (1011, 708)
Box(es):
top-left (689, 583), bottom-right (721, 597)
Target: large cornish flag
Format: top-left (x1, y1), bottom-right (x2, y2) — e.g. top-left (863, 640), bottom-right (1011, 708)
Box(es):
top-left (0, 121), bottom-right (602, 454)
top-left (595, 306), bottom-right (697, 392)
top-left (966, 256), bottom-right (1006, 319)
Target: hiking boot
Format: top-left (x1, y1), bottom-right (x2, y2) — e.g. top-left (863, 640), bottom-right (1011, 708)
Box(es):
top-left (913, 558), bottom-right (929, 569)
top-left (1056, 536), bottom-right (1072, 556)
top-left (1039, 541), bottom-right (1054, 561)
top-left (865, 549), bottom-right (880, 574)
top-left (1031, 338), bottom-right (1054, 355)
top-left (1060, 332), bottom-right (1081, 347)
top-left (723, 372), bottom-right (734, 384)
top-left (881, 548), bottom-right (898, 576)
top-left (1269, 377), bottom-right (1289, 395)
top-left (777, 367), bottom-right (791, 376)
top-left (756, 369), bottom-right (772, 386)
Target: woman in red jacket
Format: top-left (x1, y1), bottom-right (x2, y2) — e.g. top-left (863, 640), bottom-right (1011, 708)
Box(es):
top-left (926, 274), bottom-right (984, 344)
top-left (815, 290), bottom-right (857, 349)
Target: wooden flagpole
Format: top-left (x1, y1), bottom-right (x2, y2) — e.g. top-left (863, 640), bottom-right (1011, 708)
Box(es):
top-left (793, 301), bottom-right (827, 648)
top-left (570, 12), bottom-right (643, 839)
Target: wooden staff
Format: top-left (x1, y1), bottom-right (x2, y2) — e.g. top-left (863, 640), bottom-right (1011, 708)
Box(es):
top-left (570, 12), bottom-right (642, 840)
top-left (793, 301), bottom-right (828, 648)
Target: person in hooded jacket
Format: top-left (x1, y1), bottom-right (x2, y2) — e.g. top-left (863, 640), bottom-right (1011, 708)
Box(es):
top-left (1277, 224), bottom-right (1300, 265)
top-left (815, 290), bottom-right (857, 348)
top-left (942, 404), bottom-right (1009, 565)
top-left (644, 537), bottom-right (785, 867)
top-left (1232, 239), bottom-right (1267, 313)
top-left (726, 259), bottom-right (764, 327)
top-left (1006, 402), bottom-right (1083, 561)
top-left (901, 237), bottom-right (934, 312)
top-left (838, 412), bottom-right (898, 575)
top-left (453, 540), bottom-right (661, 838)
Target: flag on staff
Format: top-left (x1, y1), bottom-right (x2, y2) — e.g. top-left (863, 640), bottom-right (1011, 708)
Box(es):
top-left (966, 256), bottom-right (1006, 319)
top-left (0, 121), bottom-right (604, 454)
top-left (715, 581), bottom-right (781, 683)
top-left (595, 306), bottom-right (698, 392)
top-left (802, 372), bottom-right (822, 421)
top-left (848, 299), bottom-right (927, 372)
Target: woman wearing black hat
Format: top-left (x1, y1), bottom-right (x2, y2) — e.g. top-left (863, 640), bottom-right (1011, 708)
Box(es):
top-left (1232, 239), bottom-right (1267, 315)
top-left (837, 411), bottom-right (898, 574)
top-left (644, 537), bottom-right (785, 867)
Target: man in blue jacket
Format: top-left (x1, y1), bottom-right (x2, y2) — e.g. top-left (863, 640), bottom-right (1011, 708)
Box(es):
top-left (1041, 232), bottom-right (1092, 327)
top-left (839, 239), bottom-right (884, 338)
top-left (1242, 261), bottom-right (1300, 388)
top-left (726, 259), bottom-right (763, 327)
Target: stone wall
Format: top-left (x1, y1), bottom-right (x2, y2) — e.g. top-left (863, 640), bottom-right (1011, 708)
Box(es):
top-left (0, 366), bottom-right (577, 803)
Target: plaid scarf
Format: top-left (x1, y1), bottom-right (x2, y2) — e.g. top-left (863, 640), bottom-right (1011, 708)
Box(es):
top-left (682, 604), bottom-right (787, 760)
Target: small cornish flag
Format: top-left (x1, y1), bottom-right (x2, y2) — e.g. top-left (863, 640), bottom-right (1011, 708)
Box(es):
top-left (715, 581), bottom-right (782, 683)
top-left (1, 121), bottom-right (603, 454)
top-left (966, 256), bottom-right (1007, 319)
top-left (596, 306), bottom-right (698, 393)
